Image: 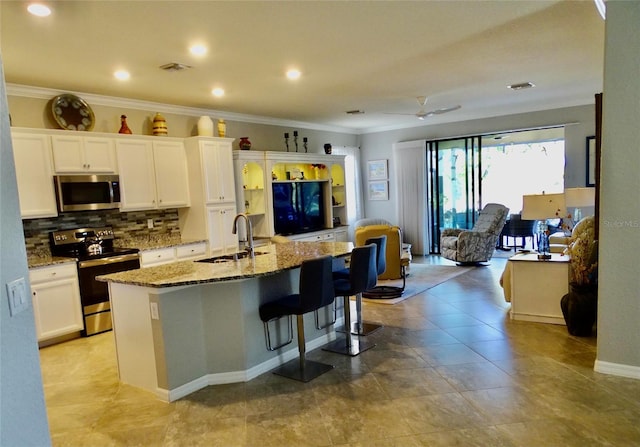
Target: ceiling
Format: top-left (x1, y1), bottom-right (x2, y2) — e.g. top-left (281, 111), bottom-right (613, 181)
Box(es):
top-left (0, 1), bottom-right (605, 134)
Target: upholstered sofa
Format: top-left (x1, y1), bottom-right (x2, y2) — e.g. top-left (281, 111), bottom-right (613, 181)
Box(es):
top-left (440, 203), bottom-right (509, 264)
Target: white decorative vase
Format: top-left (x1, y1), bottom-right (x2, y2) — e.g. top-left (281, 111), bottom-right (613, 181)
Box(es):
top-left (197, 116), bottom-right (214, 136)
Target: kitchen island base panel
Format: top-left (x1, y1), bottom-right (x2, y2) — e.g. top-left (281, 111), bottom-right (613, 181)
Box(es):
top-left (109, 269), bottom-right (341, 402)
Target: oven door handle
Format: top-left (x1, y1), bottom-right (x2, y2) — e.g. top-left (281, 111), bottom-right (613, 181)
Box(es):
top-left (78, 254), bottom-right (140, 268)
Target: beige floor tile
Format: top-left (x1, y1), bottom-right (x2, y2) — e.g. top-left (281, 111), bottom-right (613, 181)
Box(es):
top-left (395, 392), bottom-right (490, 434)
top-left (38, 254), bottom-right (640, 447)
top-left (374, 367), bottom-right (457, 398)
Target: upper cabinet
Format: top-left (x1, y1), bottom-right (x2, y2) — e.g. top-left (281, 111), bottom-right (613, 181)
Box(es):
top-left (198, 139), bottom-right (236, 204)
top-left (116, 137), bottom-right (190, 211)
top-left (11, 131), bottom-right (58, 219)
top-left (51, 134), bottom-right (116, 173)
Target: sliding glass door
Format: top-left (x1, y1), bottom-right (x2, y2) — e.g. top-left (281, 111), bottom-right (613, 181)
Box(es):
top-left (427, 127), bottom-right (565, 254)
top-left (428, 137), bottom-right (481, 253)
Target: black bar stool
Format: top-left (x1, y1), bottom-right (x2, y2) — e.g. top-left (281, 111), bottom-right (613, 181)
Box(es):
top-left (350, 236), bottom-right (385, 335)
top-left (259, 256), bottom-right (336, 382)
top-left (323, 244), bottom-right (377, 356)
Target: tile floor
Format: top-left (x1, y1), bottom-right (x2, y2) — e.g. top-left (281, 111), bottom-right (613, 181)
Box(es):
top-left (40, 254), bottom-right (640, 446)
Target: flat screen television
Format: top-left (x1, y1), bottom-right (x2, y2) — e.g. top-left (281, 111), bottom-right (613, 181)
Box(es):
top-left (272, 181), bottom-right (325, 235)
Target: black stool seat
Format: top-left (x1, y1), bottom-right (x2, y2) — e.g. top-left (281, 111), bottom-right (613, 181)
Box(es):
top-left (259, 256), bottom-right (336, 382)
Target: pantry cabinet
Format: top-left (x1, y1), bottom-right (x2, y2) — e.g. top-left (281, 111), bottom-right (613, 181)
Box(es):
top-left (51, 134), bottom-right (116, 173)
top-left (29, 262), bottom-right (83, 342)
top-left (11, 131), bottom-right (58, 219)
top-left (178, 137), bottom-right (238, 256)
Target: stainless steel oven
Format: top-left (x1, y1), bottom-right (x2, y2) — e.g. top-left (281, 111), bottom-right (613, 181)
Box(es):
top-left (50, 227), bottom-right (139, 336)
top-left (76, 252), bottom-right (140, 335)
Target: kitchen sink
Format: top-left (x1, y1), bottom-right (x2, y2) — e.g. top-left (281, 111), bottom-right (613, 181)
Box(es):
top-left (196, 251), bottom-right (269, 264)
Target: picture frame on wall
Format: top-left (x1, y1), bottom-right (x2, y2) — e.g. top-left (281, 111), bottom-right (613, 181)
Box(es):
top-left (367, 159), bottom-right (388, 180)
top-left (368, 181), bottom-right (389, 201)
top-left (586, 136), bottom-right (596, 186)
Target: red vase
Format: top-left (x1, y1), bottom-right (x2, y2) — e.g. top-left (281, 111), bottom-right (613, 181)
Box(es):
top-left (239, 137), bottom-right (251, 150)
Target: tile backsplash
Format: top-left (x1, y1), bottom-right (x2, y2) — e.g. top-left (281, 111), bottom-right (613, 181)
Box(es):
top-left (23, 209), bottom-right (181, 255)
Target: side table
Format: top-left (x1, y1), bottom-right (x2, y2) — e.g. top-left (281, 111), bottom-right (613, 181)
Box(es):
top-left (508, 252), bottom-right (569, 324)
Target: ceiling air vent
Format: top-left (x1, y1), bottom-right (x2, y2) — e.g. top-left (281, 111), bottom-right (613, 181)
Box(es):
top-left (507, 82), bottom-right (535, 91)
top-left (346, 110), bottom-right (365, 115)
top-left (159, 62), bottom-right (192, 72)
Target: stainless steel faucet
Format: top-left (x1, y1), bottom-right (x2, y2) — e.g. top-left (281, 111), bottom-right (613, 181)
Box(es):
top-left (232, 213), bottom-right (254, 257)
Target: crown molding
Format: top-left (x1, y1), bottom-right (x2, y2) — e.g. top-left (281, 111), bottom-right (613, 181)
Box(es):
top-left (6, 84), bottom-right (359, 135)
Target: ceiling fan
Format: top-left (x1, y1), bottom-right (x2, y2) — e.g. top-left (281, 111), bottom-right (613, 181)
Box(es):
top-left (385, 96), bottom-right (461, 120)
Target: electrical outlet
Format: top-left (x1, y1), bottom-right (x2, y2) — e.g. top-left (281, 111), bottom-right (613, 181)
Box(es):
top-left (7, 277), bottom-right (28, 317)
top-left (147, 218), bottom-right (154, 229)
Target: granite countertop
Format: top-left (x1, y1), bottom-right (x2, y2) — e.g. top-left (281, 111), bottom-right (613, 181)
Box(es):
top-left (97, 241), bottom-right (353, 288)
top-left (114, 235), bottom-right (208, 251)
top-left (27, 236), bottom-right (208, 268)
top-left (27, 253), bottom-right (78, 269)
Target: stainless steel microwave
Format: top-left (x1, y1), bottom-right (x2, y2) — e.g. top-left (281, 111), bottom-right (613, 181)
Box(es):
top-left (54, 175), bottom-right (121, 212)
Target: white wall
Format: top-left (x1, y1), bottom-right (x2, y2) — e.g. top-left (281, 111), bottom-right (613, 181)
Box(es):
top-left (358, 105), bottom-right (596, 222)
top-left (0, 57), bottom-right (51, 446)
top-left (595, 1), bottom-right (640, 377)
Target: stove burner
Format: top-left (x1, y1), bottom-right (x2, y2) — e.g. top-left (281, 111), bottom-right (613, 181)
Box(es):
top-left (50, 227), bottom-right (139, 259)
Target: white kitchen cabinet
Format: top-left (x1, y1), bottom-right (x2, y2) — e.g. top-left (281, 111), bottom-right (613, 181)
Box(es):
top-left (198, 139), bottom-right (236, 204)
top-left (51, 134), bottom-right (116, 173)
top-left (179, 137), bottom-right (238, 256)
top-left (152, 140), bottom-right (190, 209)
top-left (206, 204), bottom-right (239, 256)
top-left (140, 241), bottom-right (208, 266)
top-left (29, 263), bottom-right (84, 342)
top-left (176, 241), bottom-right (207, 260)
top-left (140, 247), bottom-right (176, 267)
top-left (11, 131), bottom-right (58, 218)
top-left (116, 138), bottom-right (190, 211)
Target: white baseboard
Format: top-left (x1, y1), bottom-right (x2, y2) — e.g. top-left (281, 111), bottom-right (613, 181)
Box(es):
top-left (594, 360), bottom-right (640, 380)
top-left (160, 330), bottom-right (339, 402)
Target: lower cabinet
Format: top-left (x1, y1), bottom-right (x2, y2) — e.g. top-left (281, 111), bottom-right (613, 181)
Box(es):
top-left (29, 263), bottom-right (83, 342)
top-left (207, 204), bottom-right (239, 256)
top-left (140, 242), bottom-right (208, 267)
top-left (289, 228), bottom-right (348, 242)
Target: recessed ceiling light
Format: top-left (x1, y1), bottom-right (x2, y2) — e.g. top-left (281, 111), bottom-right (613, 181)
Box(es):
top-left (114, 70), bottom-right (130, 81)
top-left (27, 3), bottom-right (51, 17)
top-left (507, 82), bottom-right (536, 91)
top-left (211, 88), bottom-right (225, 97)
top-left (286, 69), bottom-right (301, 80)
top-left (190, 44), bottom-right (207, 57)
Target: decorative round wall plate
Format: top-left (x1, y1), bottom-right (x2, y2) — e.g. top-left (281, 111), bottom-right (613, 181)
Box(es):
top-left (51, 93), bottom-right (95, 131)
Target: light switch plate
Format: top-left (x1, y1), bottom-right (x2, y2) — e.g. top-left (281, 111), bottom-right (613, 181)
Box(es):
top-left (149, 302), bottom-right (159, 320)
top-left (7, 277), bottom-right (28, 317)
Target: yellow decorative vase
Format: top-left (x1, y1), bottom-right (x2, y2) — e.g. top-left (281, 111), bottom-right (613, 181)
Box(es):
top-left (152, 113), bottom-right (168, 136)
top-left (217, 119), bottom-right (226, 138)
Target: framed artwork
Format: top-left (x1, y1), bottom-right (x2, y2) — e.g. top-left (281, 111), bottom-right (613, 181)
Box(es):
top-left (368, 181), bottom-right (389, 201)
top-left (367, 159), bottom-right (388, 180)
top-left (586, 136), bottom-right (596, 186)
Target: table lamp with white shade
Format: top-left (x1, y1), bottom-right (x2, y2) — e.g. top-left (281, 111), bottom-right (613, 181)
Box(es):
top-left (522, 193), bottom-right (566, 260)
top-left (564, 187), bottom-right (595, 223)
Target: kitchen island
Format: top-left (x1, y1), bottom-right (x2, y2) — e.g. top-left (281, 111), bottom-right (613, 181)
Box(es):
top-left (98, 241), bottom-right (352, 402)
